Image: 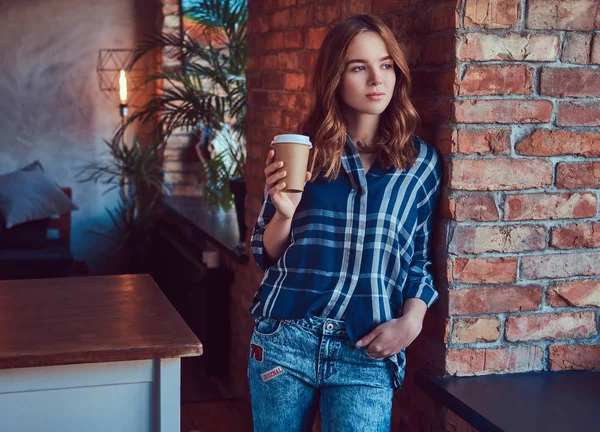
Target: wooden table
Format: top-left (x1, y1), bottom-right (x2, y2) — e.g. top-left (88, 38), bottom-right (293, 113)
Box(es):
top-left (417, 370), bottom-right (600, 432)
top-left (0, 274), bottom-right (202, 432)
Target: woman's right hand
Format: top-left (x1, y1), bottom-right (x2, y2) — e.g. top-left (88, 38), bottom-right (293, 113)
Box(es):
top-left (264, 149), bottom-right (311, 220)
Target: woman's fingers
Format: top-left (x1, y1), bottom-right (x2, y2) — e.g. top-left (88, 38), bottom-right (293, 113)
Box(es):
top-left (265, 149), bottom-right (274, 166)
top-left (269, 181), bottom-right (286, 196)
top-left (265, 161), bottom-right (284, 178)
top-left (264, 149), bottom-right (284, 177)
top-left (303, 171), bottom-right (312, 186)
top-left (266, 169), bottom-right (287, 188)
top-left (264, 149), bottom-right (287, 193)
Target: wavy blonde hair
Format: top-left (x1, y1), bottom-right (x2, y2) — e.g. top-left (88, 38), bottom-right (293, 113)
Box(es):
top-left (299, 14), bottom-right (420, 180)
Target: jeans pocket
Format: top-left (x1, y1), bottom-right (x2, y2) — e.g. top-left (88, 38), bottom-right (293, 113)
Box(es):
top-left (361, 349), bottom-right (387, 362)
top-left (253, 317), bottom-right (283, 338)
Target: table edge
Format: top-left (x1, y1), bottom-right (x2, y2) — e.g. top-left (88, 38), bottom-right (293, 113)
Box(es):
top-left (0, 344), bottom-right (203, 370)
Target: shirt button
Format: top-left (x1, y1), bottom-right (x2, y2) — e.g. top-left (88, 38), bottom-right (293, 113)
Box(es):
top-left (326, 323), bottom-right (334, 331)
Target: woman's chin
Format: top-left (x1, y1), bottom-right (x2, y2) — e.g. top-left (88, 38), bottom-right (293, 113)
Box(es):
top-left (356, 107), bottom-right (388, 116)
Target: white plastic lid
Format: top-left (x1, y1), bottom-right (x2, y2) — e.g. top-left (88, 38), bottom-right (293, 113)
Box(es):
top-left (271, 134), bottom-right (312, 148)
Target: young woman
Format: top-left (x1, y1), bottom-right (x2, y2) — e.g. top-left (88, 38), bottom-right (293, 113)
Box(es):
top-left (248, 14), bottom-right (441, 432)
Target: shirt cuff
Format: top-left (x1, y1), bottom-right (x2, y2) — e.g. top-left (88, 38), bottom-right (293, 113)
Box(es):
top-left (403, 279), bottom-right (439, 308)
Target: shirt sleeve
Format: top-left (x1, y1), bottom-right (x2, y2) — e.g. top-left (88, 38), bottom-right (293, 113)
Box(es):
top-left (250, 186), bottom-right (277, 272)
top-left (403, 149), bottom-right (442, 307)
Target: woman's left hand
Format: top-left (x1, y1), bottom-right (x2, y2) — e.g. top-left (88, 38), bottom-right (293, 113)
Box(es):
top-left (356, 315), bottom-right (423, 359)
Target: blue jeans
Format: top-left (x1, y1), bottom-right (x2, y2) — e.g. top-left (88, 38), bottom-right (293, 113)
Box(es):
top-left (248, 316), bottom-right (394, 432)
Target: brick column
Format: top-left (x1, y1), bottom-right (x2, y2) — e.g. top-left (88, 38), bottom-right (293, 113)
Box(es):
top-left (442, 0), bottom-right (600, 429)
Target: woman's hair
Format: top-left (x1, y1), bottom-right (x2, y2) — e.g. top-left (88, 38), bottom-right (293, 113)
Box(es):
top-left (299, 14), bottom-right (419, 180)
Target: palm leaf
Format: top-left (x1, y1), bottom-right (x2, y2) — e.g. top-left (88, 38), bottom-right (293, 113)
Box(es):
top-left (115, 0), bottom-right (248, 212)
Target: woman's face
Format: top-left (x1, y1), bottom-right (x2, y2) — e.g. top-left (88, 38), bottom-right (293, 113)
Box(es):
top-left (338, 31), bottom-right (396, 116)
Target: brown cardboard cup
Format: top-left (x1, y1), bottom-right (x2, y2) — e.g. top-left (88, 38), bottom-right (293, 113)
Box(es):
top-left (270, 134), bottom-right (312, 193)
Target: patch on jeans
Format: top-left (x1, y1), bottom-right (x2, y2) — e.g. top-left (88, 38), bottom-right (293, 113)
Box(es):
top-left (261, 366), bottom-right (284, 382)
top-left (250, 343), bottom-right (264, 362)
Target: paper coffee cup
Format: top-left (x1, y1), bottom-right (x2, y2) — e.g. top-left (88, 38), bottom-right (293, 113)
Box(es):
top-left (271, 134), bottom-right (312, 193)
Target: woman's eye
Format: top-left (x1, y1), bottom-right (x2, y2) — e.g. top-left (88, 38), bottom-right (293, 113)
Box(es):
top-left (351, 64), bottom-right (393, 72)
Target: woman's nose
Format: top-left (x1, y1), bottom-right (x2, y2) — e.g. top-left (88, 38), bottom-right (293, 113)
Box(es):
top-left (369, 72), bottom-right (382, 86)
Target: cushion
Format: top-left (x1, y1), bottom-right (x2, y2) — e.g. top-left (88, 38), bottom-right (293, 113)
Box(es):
top-left (0, 161), bottom-right (77, 229)
top-left (0, 218), bottom-right (50, 249)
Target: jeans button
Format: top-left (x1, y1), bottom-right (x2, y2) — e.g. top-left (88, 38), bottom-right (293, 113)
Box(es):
top-left (326, 323), bottom-right (334, 331)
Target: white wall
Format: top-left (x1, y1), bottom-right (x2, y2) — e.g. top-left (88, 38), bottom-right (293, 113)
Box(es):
top-left (0, 0), bottom-right (161, 273)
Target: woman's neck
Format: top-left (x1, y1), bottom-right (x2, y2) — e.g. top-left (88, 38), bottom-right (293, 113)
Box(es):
top-left (343, 108), bottom-right (380, 149)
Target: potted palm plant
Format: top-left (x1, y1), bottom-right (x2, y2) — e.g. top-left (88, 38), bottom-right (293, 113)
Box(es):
top-left (120, 0), bottom-right (247, 239)
top-left (78, 135), bottom-right (170, 272)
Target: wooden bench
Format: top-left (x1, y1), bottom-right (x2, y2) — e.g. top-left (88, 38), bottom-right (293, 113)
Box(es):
top-left (416, 370), bottom-right (600, 432)
top-left (48, 187), bottom-right (72, 244)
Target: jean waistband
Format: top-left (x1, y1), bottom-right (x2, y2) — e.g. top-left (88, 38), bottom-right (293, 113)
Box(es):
top-left (256, 315), bottom-right (404, 390)
top-left (279, 316), bottom-right (347, 336)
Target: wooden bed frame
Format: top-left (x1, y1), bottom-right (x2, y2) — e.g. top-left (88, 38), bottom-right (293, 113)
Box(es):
top-left (48, 187), bottom-right (72, 244)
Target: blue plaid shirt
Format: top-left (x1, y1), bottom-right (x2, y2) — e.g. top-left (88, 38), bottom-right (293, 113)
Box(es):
top-left (250, 134), bottom-right (441, 389)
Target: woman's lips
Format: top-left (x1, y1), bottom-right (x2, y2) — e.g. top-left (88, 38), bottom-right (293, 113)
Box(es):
top-left (367, 93), bottom-right (385, 100)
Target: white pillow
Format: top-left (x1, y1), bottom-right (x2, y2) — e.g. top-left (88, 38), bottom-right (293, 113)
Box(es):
top-left (0, 161), bottom-right (77, 229)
